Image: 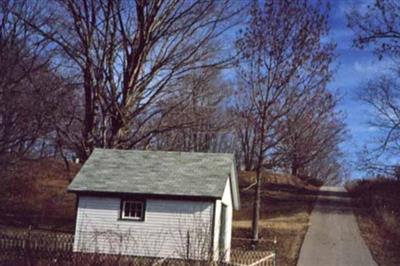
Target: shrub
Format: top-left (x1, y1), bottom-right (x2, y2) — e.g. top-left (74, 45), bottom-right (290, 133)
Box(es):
top-left (304, 177), bottom-right (324, 187)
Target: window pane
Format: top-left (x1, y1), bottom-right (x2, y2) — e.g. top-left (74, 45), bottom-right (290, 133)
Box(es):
top-left (122, 200), bottom-right (144, 219)
top-left (136, 205), bottom-right (142, 217)
top-left (132, 204), bottom-right (137, 217)
top-left (124, 202), bottom-right (130, 217)
top-left (132, 203), bottom-right (138, 218)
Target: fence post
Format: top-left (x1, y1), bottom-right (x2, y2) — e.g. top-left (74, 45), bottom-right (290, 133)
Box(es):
top-left (186, 231), bottom-right (190, 261)
top-left (26, 225), bottom-right (32, 266)
top-left (273, 236), bottom-right (277, 266)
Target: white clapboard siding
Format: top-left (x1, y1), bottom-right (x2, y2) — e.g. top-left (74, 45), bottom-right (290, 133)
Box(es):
top-left (212, 177), bottom-right (233, 262)
top-left (222, 176), bottom-right (233, 260)
top-left (74, 196), bottom-right (214, 259)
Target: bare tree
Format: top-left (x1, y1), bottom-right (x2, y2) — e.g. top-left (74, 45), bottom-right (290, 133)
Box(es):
top-left (277, 88), bottom-right (345, 177)
top-left (306, 149), bottom-right (349, 185)
top-left (234, 0), bottom-right (335, 245)
top-left (348, 1), bottom-right (400, 177)
top-left (347, 0), bottom-right (400, 60)
top-left (356, 76), bottom-right (400, 177)
top-left (0, 0), bottom-right (75, 167)
top-left (153, 68), bottom-right (233, 152)
top-left (20, 0), bottom-right (242, 161)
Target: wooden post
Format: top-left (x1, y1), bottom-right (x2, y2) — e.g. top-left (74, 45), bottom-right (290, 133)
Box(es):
top-left (273, 236), bottom-right (277, 266)
top-left (27, 225), bottom-right (32, 266)
top-left (251, 168), bottom-right (262, 249)
top-left (186, 231), bottom-right (190, 261)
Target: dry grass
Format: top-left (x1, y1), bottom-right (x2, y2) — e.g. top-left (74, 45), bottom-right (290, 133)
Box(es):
top-left (239, 170), bottom-right (317, 191)
top-left (0, 159), bottom-right (80, 230)
top-left (348, 178), bottom-right (400, 266)
top-left (232, 171), bottom-right (319, 266)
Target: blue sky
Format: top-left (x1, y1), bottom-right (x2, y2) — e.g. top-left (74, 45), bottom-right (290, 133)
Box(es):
top-left (327, 0), bottom-right (396, 178)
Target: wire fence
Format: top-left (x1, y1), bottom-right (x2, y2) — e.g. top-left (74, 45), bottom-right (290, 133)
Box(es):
top-left (0, 228), bottom-right (275, 266)
top-left (0, 213), bottom-right (75, 233)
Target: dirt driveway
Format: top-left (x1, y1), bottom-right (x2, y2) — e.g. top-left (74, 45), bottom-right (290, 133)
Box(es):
top-left (297, 186), bottom-right (377, 266)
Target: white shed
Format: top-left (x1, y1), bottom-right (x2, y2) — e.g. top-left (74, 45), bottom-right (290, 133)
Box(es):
top-left (68, 148), bottom-right (240, 262)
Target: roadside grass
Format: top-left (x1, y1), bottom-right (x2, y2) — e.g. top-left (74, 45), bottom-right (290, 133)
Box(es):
top-left (347, 178), bottom-right (400, 266)
top-left (233, 171), bottom-right (319, 266)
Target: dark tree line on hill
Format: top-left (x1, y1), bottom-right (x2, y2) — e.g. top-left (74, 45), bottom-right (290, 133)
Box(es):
top-left (348, 0), bottom-right (400, 179)
top-left (1, 0), bottom-right (346, 245)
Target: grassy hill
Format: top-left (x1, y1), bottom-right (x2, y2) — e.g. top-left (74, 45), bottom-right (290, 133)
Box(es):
top-left (0, 159), bottom-right (79, 231)
top-left (347, 178), bottom-right (400, 266)
top-left (0, 160), bottom-right (320, 265)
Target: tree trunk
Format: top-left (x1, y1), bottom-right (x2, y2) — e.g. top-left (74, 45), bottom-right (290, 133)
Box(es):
top-left (291, 164), bottom-right (298, 176)
top-left (251, 167), bottom-right (261, 248)
top-left (82, 65), bottom-right (94, 161)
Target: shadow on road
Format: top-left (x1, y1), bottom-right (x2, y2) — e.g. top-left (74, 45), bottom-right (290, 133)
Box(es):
top-left (313, 187), bottom-right (354, 214)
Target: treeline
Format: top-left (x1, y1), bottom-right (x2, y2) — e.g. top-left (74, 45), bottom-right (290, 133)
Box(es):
top-left (0, 0), bottom-right (345, 183)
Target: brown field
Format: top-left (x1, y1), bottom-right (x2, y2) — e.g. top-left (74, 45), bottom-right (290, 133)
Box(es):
top-left (347, 178), bottom-right (400, 266)
top-left (1, 160), bottom-right (319, 265)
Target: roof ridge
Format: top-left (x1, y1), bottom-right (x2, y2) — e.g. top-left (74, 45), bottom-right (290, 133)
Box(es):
top-left (93, 147), bottom-right (234, 157)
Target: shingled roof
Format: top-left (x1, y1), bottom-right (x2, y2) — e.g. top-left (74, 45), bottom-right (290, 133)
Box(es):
top-left (68, 149), bottom-right (239, 208)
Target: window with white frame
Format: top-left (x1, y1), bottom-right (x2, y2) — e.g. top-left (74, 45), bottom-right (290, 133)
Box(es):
top-left (121, 199), bottom-right (145, 221)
